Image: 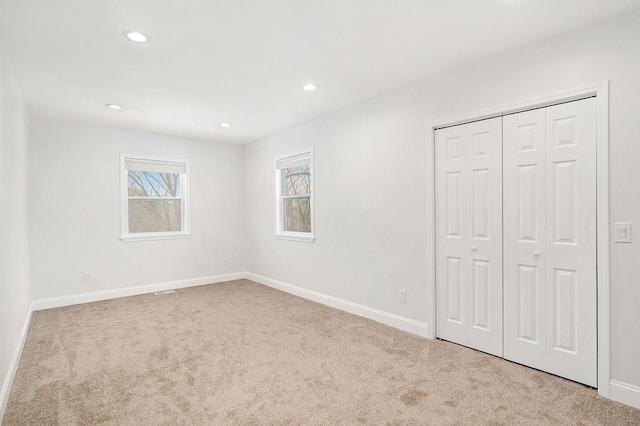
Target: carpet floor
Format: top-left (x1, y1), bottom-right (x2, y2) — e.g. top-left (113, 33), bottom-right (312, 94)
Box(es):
top-left (3, 279), bottom-right (640, 425)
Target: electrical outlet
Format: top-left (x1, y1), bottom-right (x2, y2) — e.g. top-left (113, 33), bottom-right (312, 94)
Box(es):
top-left (271, 261), bottom-right (276, 271)
top-left (83, 272), bottom-right (93, 282)
top-left (399, 290), bottom-right (407, 304)
top-left (224, 257), bottom-right (230, 266)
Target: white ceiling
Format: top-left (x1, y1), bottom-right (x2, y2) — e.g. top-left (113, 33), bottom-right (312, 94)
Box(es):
top-left (1, 0), bottom-right (640, 144)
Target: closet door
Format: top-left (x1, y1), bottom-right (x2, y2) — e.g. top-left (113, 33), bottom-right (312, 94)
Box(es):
top-left (544, 99), bottom-right (597, 386)
top-left (503, 109), bottom-right (547, 370)
top-left (503, 98), bottom-right (597, 387)
top-left (435, 117), bottom-right (503, 357)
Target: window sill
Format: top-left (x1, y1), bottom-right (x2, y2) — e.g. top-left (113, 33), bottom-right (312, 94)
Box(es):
top-left (120, 232), bottom-right (191, 242)
top-left (274, 233), bottom-right (315, 243)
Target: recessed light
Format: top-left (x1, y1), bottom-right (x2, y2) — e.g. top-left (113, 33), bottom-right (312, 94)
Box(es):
top-left (123, 30), bottom-right (150, 43)
top-left (220, 123), bottom-right (232, 128)
top-left (106, 104), bottom-right (122, 110)
top-left (303, 84), bottom-right (318, 91)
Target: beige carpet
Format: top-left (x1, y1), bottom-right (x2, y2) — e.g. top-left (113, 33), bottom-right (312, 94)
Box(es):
top-left (3, 279), bottom-right (639, 425)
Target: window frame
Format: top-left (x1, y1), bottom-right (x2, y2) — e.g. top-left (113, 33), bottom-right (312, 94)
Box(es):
top-left (274, 148), bottom-right (315, 243)
top-left (120, 154), bottom-right (191, 242)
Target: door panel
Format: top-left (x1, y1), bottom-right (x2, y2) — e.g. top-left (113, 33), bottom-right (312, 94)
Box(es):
top-left (503, 108), bottom-right (546, 370)
top-left (551, 160), bottom-right (577, 245)
top-left (446, 172), bottom-right (462, 237)
top-left (517, 264), bottom-right (540, 343)
top-left (472, 259), bottom-right (490, 330)
top-left (472, 169), bottom-right (490, 239)
top-left (465, 120), bottom-right (503, 356)
top-left (544, 98), bottom-right (597, 387)
top-left (516, 164), bottom-right (539, 242)
top-left (437, 126), bottom-right (469, 346)
top-left (436, 117), bottom-right (503, 357)
top-left (503, 98), bottom-right (597, 387)
top-left (552, 268), bottom-right (578, 354)
top-left (446, 256), bottom-right (462, 322)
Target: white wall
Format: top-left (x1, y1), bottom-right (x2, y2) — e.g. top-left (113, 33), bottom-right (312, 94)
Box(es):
top-left (0, 43), bottom-right (30, 413)
top-left (244, 10), bottom-right (640, 396)
top-left (29, 119), bottom-right (245, 301)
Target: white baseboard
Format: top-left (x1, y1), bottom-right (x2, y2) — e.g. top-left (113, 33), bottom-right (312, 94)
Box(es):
top-left (0, 306), bottom-right (33, 422)
top-left (31, 272), bottom-right (246, 311)
top-left (610, 380), bottom-right (640, 410)
top-left (246, 273), bottom-right (431, 338)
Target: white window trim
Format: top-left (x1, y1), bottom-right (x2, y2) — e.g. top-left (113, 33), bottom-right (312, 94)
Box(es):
top-left (120, 154), bottom-right (191, 242)
top-left (274, 147), bottom-right (315, 243)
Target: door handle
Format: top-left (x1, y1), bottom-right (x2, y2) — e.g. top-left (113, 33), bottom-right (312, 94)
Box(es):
top-left (533, 250), bottom-right (542, 257)
top-left (470, 246), bottom-right (478, 252)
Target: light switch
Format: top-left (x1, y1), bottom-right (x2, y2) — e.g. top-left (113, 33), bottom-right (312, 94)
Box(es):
top-left (615, 222), bottom-right (632, 243)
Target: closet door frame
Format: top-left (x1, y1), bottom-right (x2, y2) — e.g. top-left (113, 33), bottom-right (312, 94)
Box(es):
top-left (426, 81), bottom-right (610, 398)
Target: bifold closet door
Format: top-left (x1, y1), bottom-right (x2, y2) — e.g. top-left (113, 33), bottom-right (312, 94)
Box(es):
top-left (503, 98), bottom-right (597, 387)
top-left (503, 108), bottom-right (547, 371)
top-left (435, 117), bottom-right (503, 357)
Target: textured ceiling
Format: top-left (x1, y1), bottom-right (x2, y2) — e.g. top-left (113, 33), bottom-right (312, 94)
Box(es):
top-left (1, 0), bottom-right (640, 144)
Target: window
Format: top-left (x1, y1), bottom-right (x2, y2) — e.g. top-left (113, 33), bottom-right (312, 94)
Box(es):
top-left (121, 155), bottom-right (190, 242)
top-left (275, 148), bottom-right (314, 242)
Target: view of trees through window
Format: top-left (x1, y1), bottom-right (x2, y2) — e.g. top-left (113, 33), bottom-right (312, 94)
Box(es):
top-left (127, 170), bottom-right (181, 233)
top-left (282, 165), bottom-right (311, 232)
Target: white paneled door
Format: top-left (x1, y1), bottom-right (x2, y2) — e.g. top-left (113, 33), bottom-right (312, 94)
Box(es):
top-left (436, 97), bottom-right (597, 387)
top-left (503, 108), bottom-right (547, 371)
top-left (435, 117), bottom-right (503, 357)
top-left (504, 98), bottom-right (597, 387)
